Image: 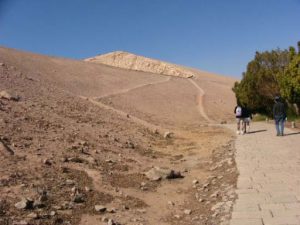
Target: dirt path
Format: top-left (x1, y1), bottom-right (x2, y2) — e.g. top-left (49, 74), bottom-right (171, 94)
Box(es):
top-left (80, 96), bottom-right (166, 135)
top-left (227, 122), bottom-right (300, 225)
top-left (188, 78), bottom-right (214, 123)
top-left (94, 76), bottom-right (171, 99)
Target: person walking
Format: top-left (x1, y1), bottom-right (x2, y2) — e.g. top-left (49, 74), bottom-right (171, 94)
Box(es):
top-left (242, 107), bottom-right (252, 133)
top-left (273, 96), bottom-right (286, 136)
top-left (234, 104), bottom-right (243, 134)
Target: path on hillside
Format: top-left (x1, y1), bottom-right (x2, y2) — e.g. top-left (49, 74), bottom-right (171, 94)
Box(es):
top-left (227, 122), bottom-right (300, 225)
top-left (79, 96), bottom-right (167, 134)
top-left (94, 76), bottom-right (171, 99)
top-left (188, 78), bottom-right (214, 123)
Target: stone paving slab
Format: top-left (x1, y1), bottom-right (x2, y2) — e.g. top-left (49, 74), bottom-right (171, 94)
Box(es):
top-left (228, 122), bottom-right (300, 225)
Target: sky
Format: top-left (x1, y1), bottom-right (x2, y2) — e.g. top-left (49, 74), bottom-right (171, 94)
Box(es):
top-left (0, 0), bottom-right (299, 78)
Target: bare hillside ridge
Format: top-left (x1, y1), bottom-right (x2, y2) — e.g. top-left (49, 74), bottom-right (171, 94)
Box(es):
top-left (85, 51), bottom-right (195, 78)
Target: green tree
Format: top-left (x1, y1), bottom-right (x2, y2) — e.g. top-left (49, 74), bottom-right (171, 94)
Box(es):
top-left (279, 42), bottom-right (300, 114)
top-left (233, 49), bottom-right (289, 116)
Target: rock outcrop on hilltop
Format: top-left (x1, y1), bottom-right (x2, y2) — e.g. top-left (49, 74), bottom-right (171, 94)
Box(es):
top-left (85, 51), bottom-right (195, 78)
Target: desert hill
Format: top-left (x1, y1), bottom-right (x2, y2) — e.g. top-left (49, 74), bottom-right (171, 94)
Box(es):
top-left (0, 46), bottom-right (238, 225)
top-left (86, 51), bottom-right (237, 125)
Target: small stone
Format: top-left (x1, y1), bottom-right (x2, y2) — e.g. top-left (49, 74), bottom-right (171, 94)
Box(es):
top-left (73, 194), bottom-right (84, 203)
top-left (43, 159), bottom-right (52, 166)
top-left (168, 201), bottom-right (175, 206)
top-left (95, 205), bottom-right (106, 212)
top-left (192, 179), bottom-right (199, 184)
top-left (85, 186), bottom-right (92, 192)
top-left (65, 179), bottom-right (75, 185)
top-left (105, 159), bottom-right (115, 163)
top-left (199, 198), bottom-right (205, 202)
top-left (174, 214), bottom-right (181, 219)
top-left (33, 200), bottom-right (45, 208)
top-left (184, 209), bottom-right (192, 215)
top-left (137, 208), bottom-right (146, 213)
top-left (107, 208), bottom-right (116, 213)
top-left (12, 221), bottom-right (28, 225)
top-left (102, 217), bottom-right (109, 222)
top-left (15, 198), bottom-right (33, 210)
top-left (26, 212), bottom-right (39, 219)
top-left (49, 211), bottom-right (56, 216)
top-left (71, 186), bottom-right (77, 193)
top-left (192, 216), bottom-right (200, 221)
top-left (0, 90), bottom-right (20, 101)
top-left (107, 219), bottom-right (120, 225)
top-left (163, 131), bottom-right (174, 139)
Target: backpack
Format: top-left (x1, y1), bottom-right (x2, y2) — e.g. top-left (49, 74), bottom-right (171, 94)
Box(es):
top-left (236, 106), bottom-right (242, 117)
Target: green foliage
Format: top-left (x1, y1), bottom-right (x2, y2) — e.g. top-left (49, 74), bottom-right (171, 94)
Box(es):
top-left (233, 41), bottom-right (300, 117)
top-left (233, 49), bottom-right (289, 116)
top-left (251, 114), bottom-right (268, 122)
top-left (279, 45), bottom-right (300, 109)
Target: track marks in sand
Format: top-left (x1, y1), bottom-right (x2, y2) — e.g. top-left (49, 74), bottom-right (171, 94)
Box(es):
top-left (188, 78), bottom-right (214, 123)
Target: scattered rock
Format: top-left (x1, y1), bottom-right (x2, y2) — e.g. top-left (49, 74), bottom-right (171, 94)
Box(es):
top-left (95, 205), bottom-right (106, 212)
top-left (168, 201), bottom-right (175, 206)
top-left (136, 208), bottom-right (146, 213)
top-left (15, 198), bottom-right (34, 210)
top-left (174, 214), bottom-right (181, 219)
top-left (85, 186), bottom-right (92, 192)
top-left (144, 167), bottom-right (183, 181)
top-left (68, 157), bottom-right (84, 163)
top-left (107, 208), bottom-right (116, 213)
top-left (43, 158), bottom-right (52, 165)
top-left (184, 209), bottom-right (192, 215)
top-left (0, 90), bottom-right (20, 101)
top-left (192, 179), bottom-right (199, 184)
top-left (163, 131), bottom-right (174, 139)
top-left (107, 219), bottom-right (121, 225)
top-left (125, 141), bottom-right (135, 149)
top-left (65, 179), bottom-right (75, 185)
top-left (12, 220), bottom-right (28, 225)
top-left (26, 212), bottom-right (39, 219)
top-left (72, 194), bottom-right (85, 203)
top-left (33, 200), bottom-right (45, 208)
top-left (0, 141), bottom-right (14, 156)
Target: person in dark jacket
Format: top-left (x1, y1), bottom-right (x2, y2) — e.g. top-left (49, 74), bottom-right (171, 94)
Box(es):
top-left (273, 96), bottom-right (286, 136)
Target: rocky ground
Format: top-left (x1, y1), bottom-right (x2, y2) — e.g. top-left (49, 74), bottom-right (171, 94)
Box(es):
top-left (0, 56), bottom-right (238, 225)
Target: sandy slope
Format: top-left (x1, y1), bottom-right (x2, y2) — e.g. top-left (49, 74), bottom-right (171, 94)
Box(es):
top-left (86, 50), bottom-right (237, 126)
top-left (0, 46), bottom-right (238, 225)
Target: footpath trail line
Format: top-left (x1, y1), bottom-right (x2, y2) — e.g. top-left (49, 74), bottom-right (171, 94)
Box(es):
top-left (227, 122), bottom-right (300, 225)
top-left (79, 96), bottom-right (166, 134)
top-left (94, 76), bottom-right (171, 99)
top-left (188, 78), bottom-right (214, 123)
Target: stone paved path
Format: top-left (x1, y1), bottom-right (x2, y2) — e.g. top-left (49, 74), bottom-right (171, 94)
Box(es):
top-left (229, 122), bottom-right (300, 225)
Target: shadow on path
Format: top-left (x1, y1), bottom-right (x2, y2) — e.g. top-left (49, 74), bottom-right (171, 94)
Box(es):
top-left (284, 131), bottom-right (300, 136)
top-left (247, 129), bottom-right (267, 134)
